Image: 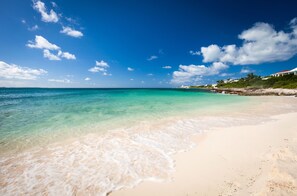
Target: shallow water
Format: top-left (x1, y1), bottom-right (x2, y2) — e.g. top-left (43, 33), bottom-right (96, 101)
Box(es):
top-left (1, 88), bottom-right (296, 196)
top-left (0, 88), bottom-right (248, 154)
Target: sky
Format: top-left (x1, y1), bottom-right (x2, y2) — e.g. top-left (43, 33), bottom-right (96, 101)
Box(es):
top-left (1, 0), bottom-right (297, 88)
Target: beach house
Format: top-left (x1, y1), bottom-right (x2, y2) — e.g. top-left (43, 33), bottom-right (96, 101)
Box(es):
top-left (271, 67), bottom-right (297, 77)
top-left (290, 67), bottom-right (297, 75)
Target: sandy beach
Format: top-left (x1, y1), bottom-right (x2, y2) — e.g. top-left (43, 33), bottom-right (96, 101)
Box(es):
top-left (112, 112), bottom-right (297, 196)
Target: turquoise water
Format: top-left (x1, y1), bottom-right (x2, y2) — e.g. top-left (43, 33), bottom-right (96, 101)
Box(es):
top-left (2, 89), bottom-right (297, 195)
top-left (5, 88), bottom-right (285, 196)
top-left (0, 88), bottom-right (248, 153)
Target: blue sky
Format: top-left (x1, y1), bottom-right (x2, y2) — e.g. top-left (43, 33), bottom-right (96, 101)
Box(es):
top-left (1, 0), bottom-right (297, 87)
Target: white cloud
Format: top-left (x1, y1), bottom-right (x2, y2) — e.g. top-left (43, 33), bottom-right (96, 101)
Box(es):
top-left (28, 25), bottom-right (39, 31)
top-left (130, 78), bottom-right (134, 81)
top-left (27, 36), bottom-right (76, 60)
top-left (33, 0), bottom-right (59, 23)
top-left (147, 73), bottom-right (153, 76)
top-left (220, 73), bottom-right (233, 77)
top-left (21, 19), bottom-right (26, 24)
top-left (189, 50), bottom-right (201, 56)
top-left (58, 51), bottom-right (76, 60)
top-left (60, 26), bottom-right (83, 38)
top-left (51, 1), bottom-right (57, 7)
top-left (0, 61), bottom-right (47, 80)
top-left (127, 67), bottom-right (134, 71)
top-left (27, 35), bottom-right (60, 50)
top-left (240, 67), bottom-right (253, 74)
top-left (96, 60), bottom-right (109, 67)
top-left (48, 79), bottom-right (71, 83)
top-left (290, 17), bottom-right (297, 26)
top-left (201, 44), bottom-right (221, 62)
top-left (147, 55), bottom-right (158, 61)
top-left (201, 18), bottom-right (297, 65)
top-left (43, 50), bottom-right (76, 60)
top-left (89, 60), bottom-right (110, 75)
top-left (171, 62), bottom-right (229, 84)
top-left (65, 17), bottom-right (77, 24)
top-left (88, 67), bottom-right (105, 72)
top-left (85, 77), bottom-right (91, 81)
top-left (162, 65), bottom-right (172, 69)
top-left (103, 72), bottom-right (112, 76)
top-left (43, 49), bottom-right (61, 60)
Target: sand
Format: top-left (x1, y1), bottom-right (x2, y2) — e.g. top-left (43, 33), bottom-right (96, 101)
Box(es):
top-left (112, 112), bottom-right (297, 196)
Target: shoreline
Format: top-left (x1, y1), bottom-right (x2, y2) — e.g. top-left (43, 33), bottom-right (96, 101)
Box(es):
top-left (112, 112), bottom-right (297, 195)
top-left (211, 87), bottom-right (297, 96)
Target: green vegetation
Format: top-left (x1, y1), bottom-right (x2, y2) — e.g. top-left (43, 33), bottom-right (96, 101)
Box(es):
top-left (217, 73), bottom-right (297, 89)
top-left (189, 85), bottom-right (212, 89)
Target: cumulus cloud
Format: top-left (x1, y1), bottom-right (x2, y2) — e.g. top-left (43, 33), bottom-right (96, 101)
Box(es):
top-left (127, 67), bottom-right (134, 71)
top-left (162, 65), bottom-right (172, 69)
top-left (43, 49), bottom-right (61, 60)
top-left (43, 50), bottom-right (76, 60)
top-left (33, 0), bottom-right (59, 23)
top-left (171, 62), bottom-right (229, 84)
top-left (201, 44), bottom-right (221, 62)
top-left (96, 60), bottom-right (109, 67)
top-left (58, 51), bottom-right (76, 60)
top-left (85, 77), bottom-right (91, 81)
top-left (27, 35), bottom-right (60, 50)
top-left (88, 60), bottom-right (111, 75)
top-left (201, 18), bottom-right (297, 65)
top-left (27, 36), bottom-right (76, 60)
top-left (147, 55), bottom-right (158, 61)
top-left (60, 26), bottom-right (83, 38)
top-left (0, 61), bottom-right (47, 80)
top-left (88, 67), bottom-right (105, 72)
top-left (189, 50), bottom-right (201, 56)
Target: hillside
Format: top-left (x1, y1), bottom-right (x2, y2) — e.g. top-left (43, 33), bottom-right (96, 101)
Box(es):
top-left (216, 73), bottom-right (297, 89)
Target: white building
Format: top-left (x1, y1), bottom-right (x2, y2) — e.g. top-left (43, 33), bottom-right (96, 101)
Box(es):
top-left (290, 67), bottom-right (297, 75)
top-left (224, 79), bottom-right (239, 83)
top-left (271, 67), bottom-right (297, 77)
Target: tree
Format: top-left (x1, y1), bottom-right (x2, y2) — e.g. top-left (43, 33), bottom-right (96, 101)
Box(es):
top-left (245, 73), bottom-right (260, 81)
top-left (217, 80), bottom-right (224, 85)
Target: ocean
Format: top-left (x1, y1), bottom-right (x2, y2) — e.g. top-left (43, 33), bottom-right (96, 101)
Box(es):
top-left (0, 88), bottom-right (248, 154)
top-left (3, 88), bottom-right (287, 195)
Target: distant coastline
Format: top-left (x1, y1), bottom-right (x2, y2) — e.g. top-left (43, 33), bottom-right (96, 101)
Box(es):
top-left (212, 87), bottom-right (297, 96)
top-left (187, 73), bottom-right (297, 96)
